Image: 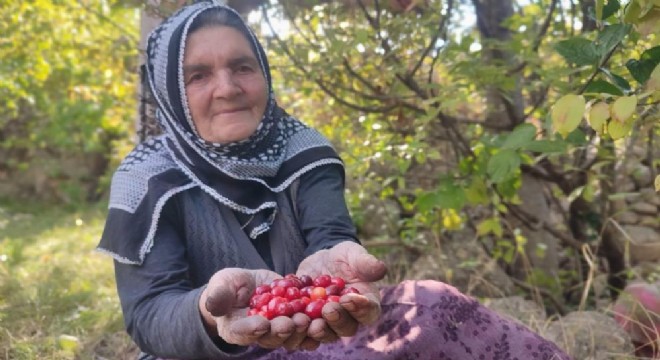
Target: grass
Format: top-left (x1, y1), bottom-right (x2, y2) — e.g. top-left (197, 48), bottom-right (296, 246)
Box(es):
top-left (0, 201), bottom-right (138, 360)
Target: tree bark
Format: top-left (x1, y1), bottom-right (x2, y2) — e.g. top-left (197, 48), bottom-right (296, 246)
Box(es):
top-left (474, 0), bottom-right (561, 281)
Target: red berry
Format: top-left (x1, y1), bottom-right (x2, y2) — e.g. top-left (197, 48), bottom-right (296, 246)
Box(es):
top-left (285, 287), bottom-right (301, 300)
top-left (254, 284), bottom-right (271, 295)
top-left (327, 295), bottom-right (341, 303)
top-left (340, 287), bottom-right (360, 295)
top-left (250, 293), bottom-right (272, 309)
top-left (280, 279), bottom-right (295, 288)
top-left (299, 275), bottom-right (313, 287)
top-left (310, 286), bottom-right (327, 300)
top-left (275, 301), bottom-right (295, 317)
top-left (247, 308), bottom-right (259, 316)
top-left (271, 286), bottom-right (286, 297)
top-left (330, 277), bottom-right (346, 290)
top-left (313, 274), bottom-right (332, 287)
top-left (304, 299), bottom-right (327, 319)
top-left (300, 286), bottom-right (314, 298)
top-left (325, 284), bottom-right (341, 296)
top-left (289, 299), bottom-right (306, 313)
top-left (267, 296), bottom-right (286, 313)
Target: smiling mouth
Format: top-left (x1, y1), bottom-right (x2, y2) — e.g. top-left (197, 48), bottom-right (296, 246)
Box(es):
top-left (217, 108), bottom-right (248, 115)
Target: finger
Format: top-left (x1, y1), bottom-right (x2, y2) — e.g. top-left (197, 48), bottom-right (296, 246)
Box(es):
top-left (340, 293), bottom-right (382, 325)
top-left (307, 317), bottom-right (340, 343)
top-left (350, 252), bottom-right (387, 283)
top-left (256, 316), bottom-right (295, 349)
top-left (282, 313), bottom-right (310, 351)
top-left (299, 337), bottom-right (321, 351)
top-left (222, 313), bottom-right (270, 345)
top-left (205, 269), bottom-right (254, 317)
top-left (322, 301), bottom-right (359, 337)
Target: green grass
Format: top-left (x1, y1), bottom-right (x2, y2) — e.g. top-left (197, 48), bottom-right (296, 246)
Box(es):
top-left (0, 201), bottom-right (138, 360)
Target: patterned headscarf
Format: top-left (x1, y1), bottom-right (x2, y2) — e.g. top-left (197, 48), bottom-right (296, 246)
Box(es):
top-left (98, 0), bottom-right (343, 264)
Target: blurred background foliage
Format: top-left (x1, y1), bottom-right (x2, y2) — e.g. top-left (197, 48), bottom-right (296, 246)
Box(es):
top-left (0, 0), bottom-right (138, 203)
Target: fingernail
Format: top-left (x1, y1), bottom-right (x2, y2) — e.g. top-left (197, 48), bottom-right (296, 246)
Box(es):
top-left (341, 300), bottom-right (357, 312)
top-left (324, 309), bottom-right (340, 322)
top-left (254, 329), bottom-right (268, 336)
top-left (277, 331), bottom-right (294, 339)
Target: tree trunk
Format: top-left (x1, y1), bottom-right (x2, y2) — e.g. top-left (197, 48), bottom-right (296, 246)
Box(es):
top-left (474, 0), bottom-right (561, 281)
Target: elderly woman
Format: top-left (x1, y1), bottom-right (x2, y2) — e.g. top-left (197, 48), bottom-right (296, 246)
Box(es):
top-left (98, 1), bottom-right (571, 359)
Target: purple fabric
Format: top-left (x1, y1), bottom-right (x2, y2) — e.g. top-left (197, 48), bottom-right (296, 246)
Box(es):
top-left (262, 280), bottom-right (571, 360)
top-left (157, 280), bottom-right (570, 359)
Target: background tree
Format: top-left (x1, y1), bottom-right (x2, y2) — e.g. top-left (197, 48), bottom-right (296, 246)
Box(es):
top-left (253, 0), bottom-right (659, 313)
top-left (0, 1), bottom-right (139, 203)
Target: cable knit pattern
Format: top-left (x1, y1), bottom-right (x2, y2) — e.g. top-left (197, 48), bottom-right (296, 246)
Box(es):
top-left (176, 187), bottom-right (309, 284)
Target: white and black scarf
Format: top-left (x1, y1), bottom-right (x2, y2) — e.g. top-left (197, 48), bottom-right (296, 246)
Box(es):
top-left (98, 1), bottom-right (343, 265)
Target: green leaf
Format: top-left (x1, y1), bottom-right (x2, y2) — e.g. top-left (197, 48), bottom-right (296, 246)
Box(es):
top-left (582, 79), bottom-right (624, 96)
top-left (551, 94), bottom-right (586, 137)
top-left (523, 140), bottom-right (568, 153)
top-left (625, 45), bottom-right (660, 84)
top-left (600, 68), bottom-right (632, 91)
top-left (555, 38), bottom-right (600, 66)
top-left (477, 217), bottom-right (503, 237)
top-left (487, 149), bottom-right (521, 183)
top-left (566, 128), bottom-right (588, 145)
top-left (594, 24), bottom-right (630, 55)
top-left (602, 0), bottom-right (621, 19)
top-left (465, 178), bottom-right (490, 205)
top-left (502, 123), bottom-right (537, 150)
top-left (415, 192), bottom-right (439, 213)
top-left (415, 185), bottom-right (466, 212)
top-left (595, 0), bottom-right (604, 22)
top-left (436, 182), bottom-right (466, 210)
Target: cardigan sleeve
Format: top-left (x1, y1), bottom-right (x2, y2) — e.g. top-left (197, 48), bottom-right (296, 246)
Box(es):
top-left (113, 198), bottom-right (256, 359)
top-left (295, 163), bottom-right (360, 256)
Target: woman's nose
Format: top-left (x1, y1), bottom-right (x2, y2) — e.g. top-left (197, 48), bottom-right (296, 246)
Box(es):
top-left (212, 71), bottom-right (241, 98)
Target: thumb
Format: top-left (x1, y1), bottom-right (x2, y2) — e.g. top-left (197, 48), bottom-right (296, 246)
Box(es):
top-left (350, 251), bottom-right (387, 283)
top-left (205, 269), bottom-right (254, 317)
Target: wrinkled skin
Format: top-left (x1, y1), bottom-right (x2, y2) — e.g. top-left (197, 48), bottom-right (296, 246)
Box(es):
top-left (200, 241), bottom-right (387, 351)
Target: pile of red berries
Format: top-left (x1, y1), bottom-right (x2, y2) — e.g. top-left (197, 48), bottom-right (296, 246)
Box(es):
top-left (247, 274), bottom-right (360, 320)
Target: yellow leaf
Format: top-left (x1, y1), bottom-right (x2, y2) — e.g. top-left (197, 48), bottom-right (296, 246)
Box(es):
top-left (58, 335), bottom-right (80, 352)
top-left (646, 63), bottom-right (660, 92)
top-left (441, 209), bottom-right (462, 230)
top-left (624, 0), bottom-right (642, 23)
top-left (552, 94), bottom-right (586, 138)
top-left (635, 7), bottom-right (660, 36)
top-left (655, 175), bottom-right (660, 191)
top-left (587, 101), bottom-right (609, 134)
top-left (610, 95), bottom-right (637, 123)
top-left (607, 118), bottom-right (634, 140)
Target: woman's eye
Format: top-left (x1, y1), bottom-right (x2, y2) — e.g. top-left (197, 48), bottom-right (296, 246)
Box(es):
top-left (236, 65), bottom-right (254, 74)
top-left (187, 73), bottom-right (206, 84)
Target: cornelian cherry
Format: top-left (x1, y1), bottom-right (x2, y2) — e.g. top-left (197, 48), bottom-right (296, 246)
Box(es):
top-left (247, 274), bottom-right (356, 319)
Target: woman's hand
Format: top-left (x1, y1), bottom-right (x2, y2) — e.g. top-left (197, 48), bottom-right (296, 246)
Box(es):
top-left (200, 268), bottom-right (313, 350)
top-left (296, 241), bottom-right (387, 344)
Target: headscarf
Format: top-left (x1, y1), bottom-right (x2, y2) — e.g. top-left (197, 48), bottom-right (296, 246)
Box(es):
top-left (98, 0), bottom-right (343, 265)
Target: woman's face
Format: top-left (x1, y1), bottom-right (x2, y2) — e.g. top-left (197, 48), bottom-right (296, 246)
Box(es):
top-left (183, 25), bottom-right (268, 144)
